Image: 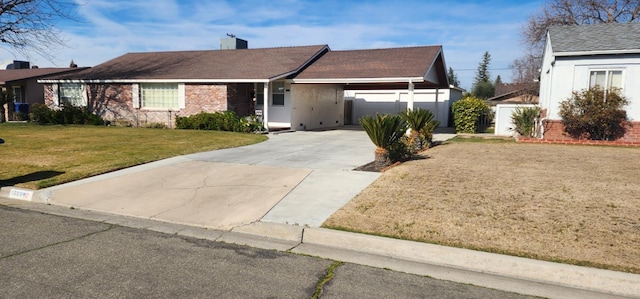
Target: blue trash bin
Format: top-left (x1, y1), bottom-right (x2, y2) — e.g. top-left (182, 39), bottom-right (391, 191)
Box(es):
top-left (14, 103), bottom-right (29, 114)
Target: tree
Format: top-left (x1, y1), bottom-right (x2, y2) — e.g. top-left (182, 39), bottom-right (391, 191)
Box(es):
top-left (511, 54), bottom-right (541, 84)
top-left (494, 75), bottom-right (502, 86)
top-left (513, 0), bottom-right (640, 87)
top-left (447, 67), bottom-right (460, 87)
top-left (0, 0), bottom-right (77, 60)
top-left (471, 51), bottom-right (494, 99)
top-left (524, 0), bottom-right (640, 52)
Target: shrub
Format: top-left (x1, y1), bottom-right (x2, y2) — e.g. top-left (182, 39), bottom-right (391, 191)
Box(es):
top-left (559, 87), bottom-right (628, 140)
top-left (511, 106), bottom-right (541, 137)
top-left (451, 96), bottom-right (490, 133)
top-left (176, 111), bottom-right (263, 133)
top-left (420, 118), bottom-right (440, 145)
top-left (399, 108), bottom-right (439, 151)
top-left (144, 122), bottom-right (168, 129)
top-left (29, 103), bottom-right (104, 125)
top-left (359, 113), bottom-right (407, 168)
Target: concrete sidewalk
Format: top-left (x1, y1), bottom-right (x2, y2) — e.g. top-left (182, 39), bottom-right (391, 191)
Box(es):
top-left (14, 128), bottom-right (382, 229)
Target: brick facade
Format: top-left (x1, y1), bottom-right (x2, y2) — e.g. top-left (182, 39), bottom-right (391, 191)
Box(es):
top-left (44, 83), bottom-right (255, 127)
top-left (517, 111), bottom-right (640, 146)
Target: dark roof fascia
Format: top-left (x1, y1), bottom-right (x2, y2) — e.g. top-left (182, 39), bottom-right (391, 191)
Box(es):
top-left (423, 46), bottom-right (448, 87)
top-left (274, 45), bottom-right (330, 81)
top-left (4, 67), bottom-right (89, 85)
top-left (38, 78), bottom-right (271, 84)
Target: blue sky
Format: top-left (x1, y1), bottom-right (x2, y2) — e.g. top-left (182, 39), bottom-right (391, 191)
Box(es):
top-left (1, 0), bottom-right (543, 90)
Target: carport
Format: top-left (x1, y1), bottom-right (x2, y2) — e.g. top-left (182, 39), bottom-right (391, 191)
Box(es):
top-left (291, 45), bottom-right (457, 126)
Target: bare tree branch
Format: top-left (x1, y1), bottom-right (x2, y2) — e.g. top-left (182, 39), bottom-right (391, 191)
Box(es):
top-left (523, 0), bottom-right (640, 52)
top-left (514, 0), bottom-right (639, 84)
top-left (0, 0), bottom-right (78, 62)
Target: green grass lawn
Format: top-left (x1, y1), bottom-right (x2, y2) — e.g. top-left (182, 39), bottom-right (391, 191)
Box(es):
top-left (0, 123), bottom-right (268, 189)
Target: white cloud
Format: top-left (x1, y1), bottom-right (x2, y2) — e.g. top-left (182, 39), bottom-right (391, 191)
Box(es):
top-left (6, 0), bottom-right (544, 90)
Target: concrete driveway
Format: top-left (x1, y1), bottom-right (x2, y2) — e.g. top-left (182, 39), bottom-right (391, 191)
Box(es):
top-left (38, 127), bottom-right (382, 230)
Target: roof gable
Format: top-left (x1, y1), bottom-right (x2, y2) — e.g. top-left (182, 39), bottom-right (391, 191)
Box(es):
top-left (549, 23), bottom-right (640, 55)
top-left (294, 46), bottom-right (447, 86)
top-left (51, 45), bottom-right (329, 82)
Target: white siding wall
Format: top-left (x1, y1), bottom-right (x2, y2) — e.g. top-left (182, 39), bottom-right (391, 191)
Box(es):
top-left (346, 88), bottom-right (462, 126)
top-left (494, 104), bottom-right (537, 136)
top-left (267, 81), bottom-right (292, 128)
top-left (541, 52), bottom-right (640, 121)
top-left (290, 84), bottom-right (344, 131)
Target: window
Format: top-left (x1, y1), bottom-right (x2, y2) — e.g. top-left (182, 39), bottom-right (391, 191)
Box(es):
top-left (59, 83), bottom-right (86, 106)
top-left (272, 81), bottom-right (285, 106)
top-left (141, 83), bottom-right (179, 109)
top-left (12, 86), bottom-right (23, 103)
top-left (589, 70), bottom-right (623, 90)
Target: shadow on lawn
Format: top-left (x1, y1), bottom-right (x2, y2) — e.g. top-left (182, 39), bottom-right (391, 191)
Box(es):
top-left (0, 171), bottom-right (65, 187)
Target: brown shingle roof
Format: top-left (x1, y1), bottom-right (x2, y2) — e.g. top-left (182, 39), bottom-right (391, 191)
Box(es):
top-left (0, 68), bottom-right (87, 84)
top-left (51, 45), bottom-right (329, 81)
top-left (295, 46), bottom-right (444, 80)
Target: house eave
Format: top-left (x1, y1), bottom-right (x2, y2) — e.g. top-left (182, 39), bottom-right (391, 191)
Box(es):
top-left (37, 78), bottom-right (271, 84)
top-left (554, 49), bottom-right (640, 57)
top-left (291, 77), bottom-right (425, 84)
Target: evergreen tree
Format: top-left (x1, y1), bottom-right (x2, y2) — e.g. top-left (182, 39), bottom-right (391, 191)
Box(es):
top-left (495, 75), bottom-right (502, 86)
top-left (471, 51), bottom-right (495, 99)
top-left (447, 67), bottom-right (461, 87)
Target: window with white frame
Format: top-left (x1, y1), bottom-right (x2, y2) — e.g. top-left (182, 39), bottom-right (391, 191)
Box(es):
top-left (140, 83), bottom-right (179, 109)
top-left (59, 83), bottom-right (86, 106)
top-left (589, 70), bottom-right (623, 90)
top-left (272, 81), bottom-right (285, 106)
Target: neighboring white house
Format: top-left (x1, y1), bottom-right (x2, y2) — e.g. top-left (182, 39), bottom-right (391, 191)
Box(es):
top-left (538, 23), bottom-right (640, 142)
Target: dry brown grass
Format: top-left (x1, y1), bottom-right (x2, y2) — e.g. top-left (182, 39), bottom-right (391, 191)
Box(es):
top-left (324, 141), bottom-right (640, 273)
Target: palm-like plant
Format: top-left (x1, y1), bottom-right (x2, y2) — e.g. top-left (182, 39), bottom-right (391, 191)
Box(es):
top-left (399, 108), bottom-right (437, 150)
top-left (359, 113), bottom-right (406, 169)
top-left (511, 106), bottom-right (541, 138)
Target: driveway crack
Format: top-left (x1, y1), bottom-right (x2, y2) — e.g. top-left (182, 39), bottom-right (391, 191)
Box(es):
top-left (1, 225), bottom-right (115, 260)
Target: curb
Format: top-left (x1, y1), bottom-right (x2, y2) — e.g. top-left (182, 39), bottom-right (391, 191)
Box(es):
top-left (298, 227), bottom-right (640, 298)
top-left (1, 198), bottom-right (639, 298)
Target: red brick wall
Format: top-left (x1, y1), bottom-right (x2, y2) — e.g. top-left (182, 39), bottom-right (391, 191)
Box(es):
top-left (184, 84), bottom-right (227, 115)
top-left (44, 83), bottom-right (233, 127)
top-left (518, 119), bottom-right (640, 147)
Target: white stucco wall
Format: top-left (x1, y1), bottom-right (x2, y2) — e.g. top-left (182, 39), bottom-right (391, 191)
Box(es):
top-left (290, 83), bottom-right (344, 131)
top-left (345, 88), bottom-right (462, 126)
top-left (540, 50), bottom-right (640, 121)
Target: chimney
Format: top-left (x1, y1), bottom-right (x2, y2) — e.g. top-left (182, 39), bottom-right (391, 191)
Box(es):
top-left (220, 34), bottom-right (248, 50)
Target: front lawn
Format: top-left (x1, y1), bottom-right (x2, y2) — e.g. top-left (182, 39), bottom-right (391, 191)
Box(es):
top-left (0, 123), bottom-right (267, 189)
top-left (324, 141), bottom-right (640, 274)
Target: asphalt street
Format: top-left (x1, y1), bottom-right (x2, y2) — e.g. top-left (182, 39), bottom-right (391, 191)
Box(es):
top-left (0, 205), bottom-right (537, 298)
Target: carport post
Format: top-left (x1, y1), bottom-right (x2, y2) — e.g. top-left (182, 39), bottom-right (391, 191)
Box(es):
top-left (263, 82), bottom-right (269, 132)
top-left (407, 80), bottom-right (415, 111)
